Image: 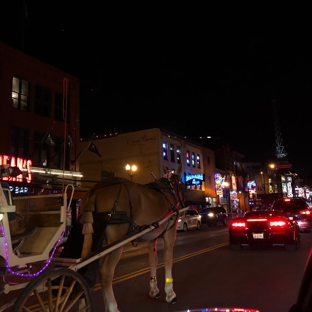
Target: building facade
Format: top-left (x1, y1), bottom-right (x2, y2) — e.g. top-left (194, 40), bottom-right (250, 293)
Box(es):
top-left (78, 128), bottom-right (218, 205)
top-left (0, 42), bottom-right (82, 196)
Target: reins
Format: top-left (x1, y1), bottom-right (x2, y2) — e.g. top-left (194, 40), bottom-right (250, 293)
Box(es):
top-left (89, 173), bottom-right (185, 249)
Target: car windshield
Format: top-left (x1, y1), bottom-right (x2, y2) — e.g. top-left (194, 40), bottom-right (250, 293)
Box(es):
top-left (244, 210), bottom-right (283, 218)
top-left (272, 200), bottom-right (309, 211)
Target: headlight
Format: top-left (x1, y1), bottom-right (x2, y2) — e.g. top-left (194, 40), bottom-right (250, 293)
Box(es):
top-left (208, 213), bottom-right (214, 218)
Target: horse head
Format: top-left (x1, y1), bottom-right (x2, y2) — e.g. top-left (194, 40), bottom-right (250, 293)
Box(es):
top-left (163, 163), bottom-right (186, 209)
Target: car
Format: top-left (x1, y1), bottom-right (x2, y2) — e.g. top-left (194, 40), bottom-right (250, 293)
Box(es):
top-left (199, 206), bottom-right (228, 227)
top-left (176, 208), bottom-right (201, 232)
top-left (228, 210), bottom-right (300, 251)
top-left (271, 197), bottom-right (312, 232)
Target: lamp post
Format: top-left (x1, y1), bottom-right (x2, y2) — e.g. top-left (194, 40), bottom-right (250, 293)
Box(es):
top-left (125, 164), bottom-right (137, 181)
top-left (260, 171), bottom-right (265, 194)
top-left (223, 181), bottom-right (231, 218)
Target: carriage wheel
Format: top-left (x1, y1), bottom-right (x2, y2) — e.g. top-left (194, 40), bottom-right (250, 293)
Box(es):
top-left (12, 267), bottom-right (93, 312)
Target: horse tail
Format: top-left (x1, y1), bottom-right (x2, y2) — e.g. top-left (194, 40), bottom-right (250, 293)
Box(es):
top-left (80, 192), bottom-right (96, 258)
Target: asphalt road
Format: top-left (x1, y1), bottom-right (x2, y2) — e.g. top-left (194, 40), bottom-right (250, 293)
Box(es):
top-left (89, 225), bottom-right (312, 312)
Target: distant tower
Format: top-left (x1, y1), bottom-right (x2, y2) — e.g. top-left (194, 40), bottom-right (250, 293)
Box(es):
top-left (272, 97), bottom-right (288, 159)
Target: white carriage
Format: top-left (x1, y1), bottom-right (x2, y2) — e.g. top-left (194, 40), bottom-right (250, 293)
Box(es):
top-left (0, 181), bottom-right (185, 311)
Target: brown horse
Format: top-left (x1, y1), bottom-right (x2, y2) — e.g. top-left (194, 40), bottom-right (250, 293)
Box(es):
top-left (79, 163), bottom-right (185, 312)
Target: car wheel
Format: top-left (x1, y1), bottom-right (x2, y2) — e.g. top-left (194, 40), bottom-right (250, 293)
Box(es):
top-left (183, 223), bottom-right (188, 232)
top-left (196, 221), bottom-right (201, 230)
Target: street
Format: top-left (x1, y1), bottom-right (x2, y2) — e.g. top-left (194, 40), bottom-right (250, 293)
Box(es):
top-left (90, 225), bottom-right (312, 312)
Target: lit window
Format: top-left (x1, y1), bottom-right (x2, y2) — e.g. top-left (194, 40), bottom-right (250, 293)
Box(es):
top-left (186, 150), bottom-right (190, 166)
top-left (163, 141), bottom-right (168, 160)
top-left (191, 152), bottom-right (195, 167)
top-left (176, 146), bottom-right (181, 164)
top-left (12, 77), bottom-right (29, 111)
top-left (197, 154), bottom-right (201, 168)
top-left (170, 143), bottom-right (175, 162)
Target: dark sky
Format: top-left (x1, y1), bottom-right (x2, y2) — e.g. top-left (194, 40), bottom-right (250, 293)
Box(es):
top-left (2, 2), bottom-right (312, 176)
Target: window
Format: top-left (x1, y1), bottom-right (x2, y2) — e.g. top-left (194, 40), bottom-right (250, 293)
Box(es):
top-left (186, 150), bottom-right (190, 166)
top-left (191, 152), bottom-right (195, 167)
top-left (207, 156), bottom-right (210, 165)
top-left (50, 136), bottom-right (72, 170)
top-left (163, 141), bottom-right (168, 160)
top-left (35, 85), bottom-right (52, 117)
top-left (33, 131), bottom-right (55, 167)
top-left (170, 144), bottom-right (175, 162)
top-left (12, 77), bottom-right (30, 111)
top-left (10, 127), bottom-right (29, 158)
top-left (176, 146), bottom-right (181, 164)
top-left (55, 92), bottom-right (70, 123)
top-left (197, 154), bottom-right (201, 168)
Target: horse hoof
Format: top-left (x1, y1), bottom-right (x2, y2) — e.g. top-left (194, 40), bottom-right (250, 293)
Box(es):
top-left (154, 292), bottom-right (160, 299)
top-left (170, 297), bottom-right (177, 304)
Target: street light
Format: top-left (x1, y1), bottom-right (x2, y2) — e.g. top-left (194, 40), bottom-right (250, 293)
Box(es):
top-left (260, 171), bottom-right (265, 194)
top-left (125, 164), bottom-right (137, 181)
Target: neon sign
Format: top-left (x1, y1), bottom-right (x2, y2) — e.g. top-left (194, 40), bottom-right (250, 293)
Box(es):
top-left (214, 173), bottom-right (225, 191)
top-left (247, 180), bottom-right (256, 191)
top-left (0, 154), bottom-right (32, 183)
top-left (185, 173), bottom-right (204, 182)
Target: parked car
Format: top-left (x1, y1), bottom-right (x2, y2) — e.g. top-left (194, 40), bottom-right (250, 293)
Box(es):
top-left (199, 206), bottom-right (227, 227)
top-left (271, 197), bottom-right (312, 232)
top-left (228, 210), bottom-right (300, 251)
top-left (176, 208), bottom-right (201, 232)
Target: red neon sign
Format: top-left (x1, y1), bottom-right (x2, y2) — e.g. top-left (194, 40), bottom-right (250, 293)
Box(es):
top-left (0, 154), bottom-right (32, 183)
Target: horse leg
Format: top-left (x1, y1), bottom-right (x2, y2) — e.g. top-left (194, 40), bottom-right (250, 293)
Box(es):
top-left (148, 239), bottom-right (160, 299)
top-left (98, 247), bottom-right (123, 312)
top-left (162, 226), bottom-right (177, 304)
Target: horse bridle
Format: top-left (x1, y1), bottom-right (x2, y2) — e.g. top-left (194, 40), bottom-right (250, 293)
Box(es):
top-left (169, 174), bottom-right (186, 209)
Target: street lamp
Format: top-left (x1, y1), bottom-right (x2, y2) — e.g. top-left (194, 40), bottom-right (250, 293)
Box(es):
top-left (260, 171), bottom-right (265, 194)
top-left (125, 164), bottom-right (137, 181)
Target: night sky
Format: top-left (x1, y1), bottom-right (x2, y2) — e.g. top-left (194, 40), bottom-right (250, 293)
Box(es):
top-left (2, 2), bottom-right (312, 176)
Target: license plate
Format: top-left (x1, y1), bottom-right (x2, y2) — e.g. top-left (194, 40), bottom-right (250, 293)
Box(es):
top-left (253, 233), bottom-right (264, 239)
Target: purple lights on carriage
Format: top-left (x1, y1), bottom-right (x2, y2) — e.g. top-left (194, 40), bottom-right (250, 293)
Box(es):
top-left (0, 225), bottom-right (65, 277)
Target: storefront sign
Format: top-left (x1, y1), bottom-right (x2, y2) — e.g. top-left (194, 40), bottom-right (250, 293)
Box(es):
top-left (0, 154), bottom-right (32, 183)
top-left (185, 173), bottom-right (204, 182)
top-left (214, 173), bottom-right (225, 191)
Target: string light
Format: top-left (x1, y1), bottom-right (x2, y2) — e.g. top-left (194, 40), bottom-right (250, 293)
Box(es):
top-left (0, 225), bottom-right (65, 277)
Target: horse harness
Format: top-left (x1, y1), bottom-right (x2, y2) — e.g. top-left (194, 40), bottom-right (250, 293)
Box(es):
top-left (94, 176), bottom-right (185, 239)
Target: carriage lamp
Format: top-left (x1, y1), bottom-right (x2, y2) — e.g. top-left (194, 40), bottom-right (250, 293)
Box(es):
top-left (125, 164), bottom-right (137, 181)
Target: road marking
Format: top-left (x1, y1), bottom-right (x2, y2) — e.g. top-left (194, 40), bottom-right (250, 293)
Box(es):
top-left (93, 242), bottom-right (228, 290)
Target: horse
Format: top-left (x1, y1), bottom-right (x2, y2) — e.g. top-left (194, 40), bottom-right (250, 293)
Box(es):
top-left (78, 163), bottom-right (185, 312)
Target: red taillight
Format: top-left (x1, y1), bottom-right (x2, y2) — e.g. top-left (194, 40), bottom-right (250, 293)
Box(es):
top-left (247, 218), bottom-right (267, 222)
top-left (269, 220), bottom-right (287, 227)
top-left (300, 209), bottom-right (311, 215)
top-left (284, 198), bottom-right (291, 202)
top-left (231, 221), bottom-right (246, 228)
